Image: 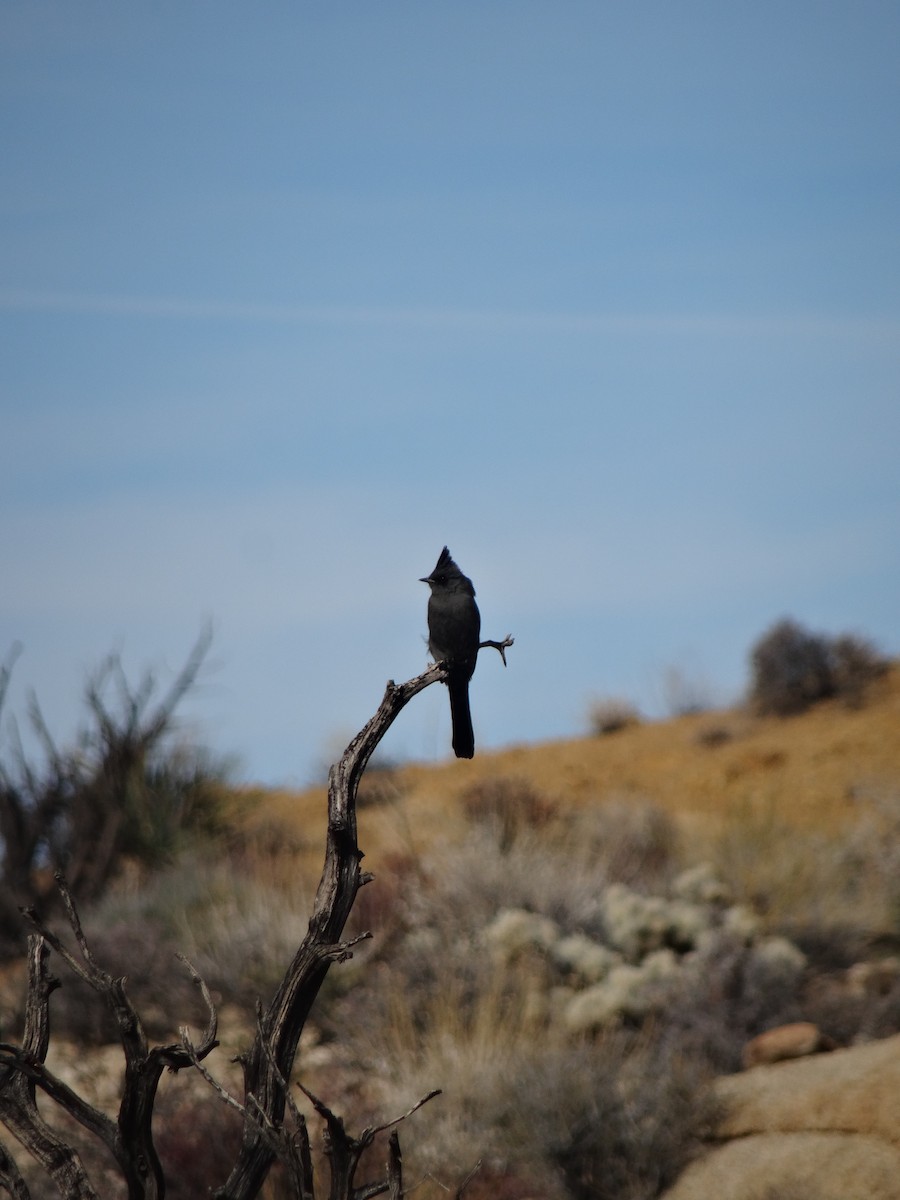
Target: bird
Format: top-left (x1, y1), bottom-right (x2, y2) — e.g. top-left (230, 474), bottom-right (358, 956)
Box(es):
top-left (420, 547), bottom-right (481, 758)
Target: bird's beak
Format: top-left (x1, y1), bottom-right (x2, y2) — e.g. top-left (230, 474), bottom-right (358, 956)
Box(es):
top-left (419, 575), bottom-right (432, 584)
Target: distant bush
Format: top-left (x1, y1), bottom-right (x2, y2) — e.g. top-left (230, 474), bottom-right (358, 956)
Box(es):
top-left (748, 619), bottom-right (834, 715)
top-left (587, 697), bottom-right (641, 736)
top-left (694, 724), bottom-right (733, 748)
top-left (661, 665), bottom-right (715, 717)
top-left (830, 632), bottom-right (890, 707)
top-left (24, 850), bottom-right (312, 1044)
top-left (748, 619), bottom-right (888, 716)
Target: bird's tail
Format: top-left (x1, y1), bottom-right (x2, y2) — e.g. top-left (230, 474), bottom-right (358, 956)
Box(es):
top-left (448, 672), bottom-right (475, 759)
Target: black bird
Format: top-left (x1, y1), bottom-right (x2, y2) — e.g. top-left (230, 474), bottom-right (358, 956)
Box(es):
top-left (420, 547), bottom-right (481, 758)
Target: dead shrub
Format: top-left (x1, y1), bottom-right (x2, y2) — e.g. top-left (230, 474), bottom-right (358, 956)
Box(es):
top-left (748, 619), bottom-right (889, 716)
top-left (748, 619), bottom-right (835, 716)
top-left (588, 697), bottom-right (642, 736)
top-left (830, 633), bottom-right (889, 707)
top-left (695, 725), bottom-right (733, 748)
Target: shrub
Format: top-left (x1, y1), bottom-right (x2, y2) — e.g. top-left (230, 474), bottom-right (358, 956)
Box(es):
top-left (748, 619), bottom-right (835, 715)
top-left (715, 790), bottom-right (900, 942)
top-left (830, 633), bottom-right (889, 707)
top-left (551, 1036), bottom-right (713, 1200)
top-left (588, 697), bottom-right (641, 736)
top-left (52, 851), bottom-right (315, 1032)
top-left (694, 724), bottom-right (733, 748)
top-left (350, 973), bottom-right (712, 1200)
top-left (0, 631), bottom-right (224, 957)
top-left (748, 618), bottom-right (889, 716)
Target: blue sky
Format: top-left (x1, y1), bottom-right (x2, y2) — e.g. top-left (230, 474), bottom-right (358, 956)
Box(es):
top-left (2, 2), bottom-right (898, 785)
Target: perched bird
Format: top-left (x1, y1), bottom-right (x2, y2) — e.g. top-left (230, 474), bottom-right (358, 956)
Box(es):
top-left (420, 547), bottom-right (481, 758)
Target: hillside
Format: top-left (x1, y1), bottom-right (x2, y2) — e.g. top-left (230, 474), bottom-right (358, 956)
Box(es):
top-left (234, 661), bottom-right (900, 874)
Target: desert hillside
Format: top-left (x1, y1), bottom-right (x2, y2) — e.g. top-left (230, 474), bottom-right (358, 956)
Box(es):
top-left (235, 660), bottom-right (900, 872)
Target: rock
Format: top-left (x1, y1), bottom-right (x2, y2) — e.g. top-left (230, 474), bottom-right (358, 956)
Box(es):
top-left (742, 1021), bottom-right (833, 1069)
top-left (666, 1132), bottom-right (900, 1200)
top-left (662, 1034), bottom-right (900, 1200)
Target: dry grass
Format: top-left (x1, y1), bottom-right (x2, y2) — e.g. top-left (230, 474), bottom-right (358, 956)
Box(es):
top-left (331, 963), bottom-right (710, 1200)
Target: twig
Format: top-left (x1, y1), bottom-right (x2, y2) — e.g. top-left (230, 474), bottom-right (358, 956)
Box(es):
top-left (455, 1159), bottom-right (484, 1198)
top-left (478, 635), bottom-right (515, 666)
top-left (359, 1089), bottom-right (442, 1142)
top-left (0, 643), bottom-right (24, 720)
top-left (173, 954), bottom-right (219, 1061)
top-left (180, 1032), bottom-right (277, 1141)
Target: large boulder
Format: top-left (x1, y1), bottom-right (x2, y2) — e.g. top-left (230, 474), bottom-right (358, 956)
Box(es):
top-left (663, 1034), bottom-right (900, 1200)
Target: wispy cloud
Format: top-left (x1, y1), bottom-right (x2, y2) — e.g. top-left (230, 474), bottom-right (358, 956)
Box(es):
top-left (1, 288), bottom-right (896, 342)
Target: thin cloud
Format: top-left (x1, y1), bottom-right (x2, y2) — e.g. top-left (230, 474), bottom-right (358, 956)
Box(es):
top-left (0, 288), bottom-right (895, 342)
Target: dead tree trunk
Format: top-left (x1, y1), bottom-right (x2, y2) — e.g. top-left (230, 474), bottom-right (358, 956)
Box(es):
top-left (213, 663), bottom-right (449, 1199)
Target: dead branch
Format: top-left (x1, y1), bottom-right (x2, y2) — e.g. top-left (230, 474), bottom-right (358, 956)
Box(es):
top-left (0, 936), bottom-right (100, 1199)
top-left (0, 644), bottom-right (23, 722)
top-left (1, 876), bottom-right (219, 1198)
top-left (294, 1083), bottom-right (440, 1200)
top-left (478, 635), bottom-right (515, 667)
top-left (184, 1008), bottom-right (439, 1200)
top-left (386, 1132), bottom-right (402, 1200)
top-left (455, 1160), bottom-right (484, 1198)
top-left (0, 1137), bottom-right (30, 1199)
top-left (213, 662), bottom-right (456, 1199)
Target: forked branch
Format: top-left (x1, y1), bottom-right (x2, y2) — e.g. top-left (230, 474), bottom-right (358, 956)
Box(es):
top-left (478, 634), bottom-right (515, 667)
